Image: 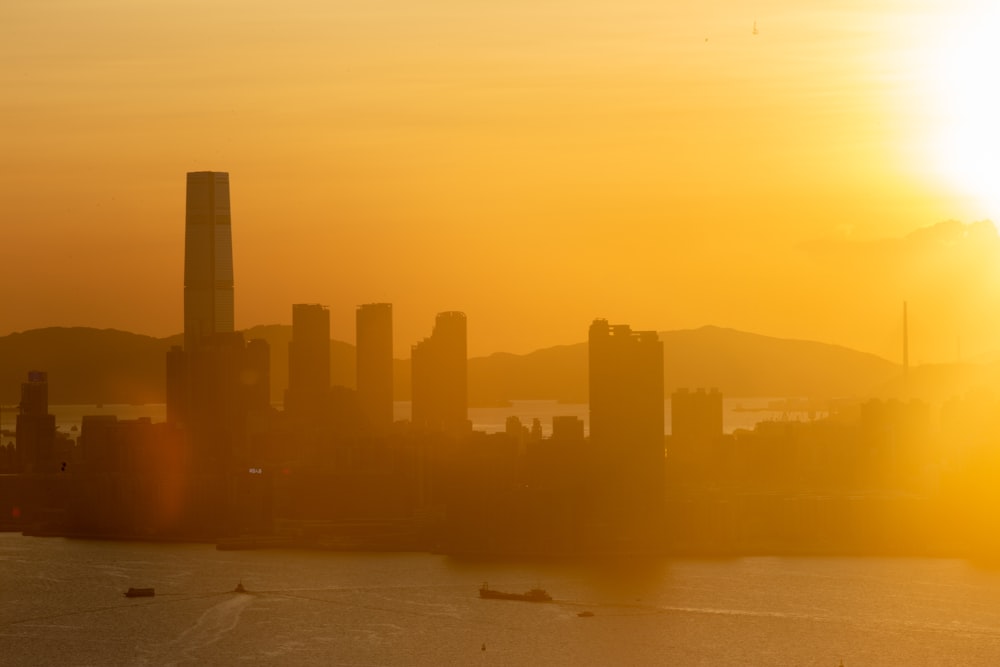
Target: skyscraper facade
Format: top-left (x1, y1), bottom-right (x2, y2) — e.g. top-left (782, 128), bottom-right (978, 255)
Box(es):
top-left (356, 303), bottom-right (394, 432)
top-left (15, 371), bottom-right (56, 473)
top-left (169, 171), bottom-right (235, 427)
top-left (411, 311), bottom-right (467, 434)
top-left (588, 319), bottom-right (665, 546)
top-left (184, 171), bottom-right (234, 353)
top-left (588, 319), bottom-right (664, 447)
top-left (668, 387), bottom-right (723, 490)
top-left (286, 303), bottom-right (330, 420)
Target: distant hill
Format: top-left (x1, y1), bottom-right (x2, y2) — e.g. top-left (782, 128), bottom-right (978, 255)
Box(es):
top-left (660, 326), bottom-right (899, 398)
top-left (0, 324), bottom-right (908, 407)
top-left (468, 326), bottom-right (901, 404)
top-left (0, 328), bottom-right (179, 407)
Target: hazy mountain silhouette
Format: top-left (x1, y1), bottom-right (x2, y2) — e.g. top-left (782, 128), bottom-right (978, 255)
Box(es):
top-left (662, 326), bottom-right (898, 398)
top-left (469, 326), bottom-right (900, 404)
top-left (0, 328), bottom-right (179, 407)
top-left (1, 325), bottom-right (906, 406)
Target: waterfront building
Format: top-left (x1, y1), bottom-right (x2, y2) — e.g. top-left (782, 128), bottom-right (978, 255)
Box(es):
top-left (169, 171), bottom-right (236, 427)
top-left (588, 319), bottom-right (665, 546)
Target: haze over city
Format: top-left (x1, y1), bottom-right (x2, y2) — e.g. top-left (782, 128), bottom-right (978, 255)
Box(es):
top-left (8, 3), bottom-right (1000, 665)
top-left (4, 1), bottom-right (1000, 362)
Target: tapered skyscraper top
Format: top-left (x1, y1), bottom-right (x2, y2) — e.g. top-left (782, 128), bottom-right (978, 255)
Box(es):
top-left (184, 171), bottom-right (234, 352)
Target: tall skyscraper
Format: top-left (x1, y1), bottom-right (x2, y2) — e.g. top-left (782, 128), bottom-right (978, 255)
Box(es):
top-left (356, 303), bottom-right (394, 432)
top-left (170, 171), bottom-right (235, 427)
top-left (589, 319), bottom-right (664, 447)
top-left (588, 319), bottom-right (665, 546)
top-left (411, 311), bottom-right (468, 434)
top-left (245, 338), bottom-right (271, 413)
top-left (15, 371), bottom-right (56, 473)
top-left (184, 171), bottom-right (234, 354)
top-left (165, 345), bottom-right (187, 425)
top-left (286, 303), bottom-right (330, 420)
top-left (187, 331), bottom-right (265, 469)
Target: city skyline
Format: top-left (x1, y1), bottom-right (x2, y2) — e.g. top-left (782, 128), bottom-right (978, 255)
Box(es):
top-left (3, 2), bottom-right (1000, 364)
top-left (4, 3), bottom-right (1000, 659)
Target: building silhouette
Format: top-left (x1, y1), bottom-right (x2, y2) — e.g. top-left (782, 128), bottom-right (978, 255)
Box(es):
top-left (245, 338), bottom-right (271, 413)
top-left (168, 171), bottom-right (269, 492)
top-left (356, 303), bottom-right (394, 433)
top-left (188, 332), bottom-right (265, 469)
top-left (165, 345), bottom-right (186, 425)
top-left (169, 171), bottom-right (236, 427)
top-left (15, 371), bottom-right (56, 474)
top-left (411, 311), bottom-right (468, 434)
top-left (552, 415), bottom-right (585, 441)
top-left (184, 171), bottom-right (234, 353)
top-left (671, 388), bottom-right (723, 442)
top-left (286, 303), bottom-right (330, 420)
top-left (668, 388), bottom-right (724, 490)
top-left (588, 319), bottom-right (665, 547)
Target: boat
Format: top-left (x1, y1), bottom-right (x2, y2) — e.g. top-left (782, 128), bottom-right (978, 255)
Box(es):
top-left (479, 583), bottom-right (552, 602)
top-left (577, 610), bottom-right (595, 617)
top-left (124, 587), bottom-right (155, 598)
top-left (234, 581), bottom-right (247, 593)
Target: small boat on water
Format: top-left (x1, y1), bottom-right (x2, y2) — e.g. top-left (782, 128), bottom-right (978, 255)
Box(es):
top-left (577, 610), bottom-right (594, 617)
top-left (124, 587), bottom-right (155, 598)
top-left (479, 583), bottom-right (552, 602)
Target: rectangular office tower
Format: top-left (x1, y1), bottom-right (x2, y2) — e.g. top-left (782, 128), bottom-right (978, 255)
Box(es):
top-left (411, 311), bottom-right (468, 434)
top-left (15, 371), bottom-right (56, 473)
top-left (589, 319), bottom-right (664, 447)
top-left (356, 303), bottom-right (394, 432)
top-left (588, 319), bottom-right (665, 547)
top-left (286, 303), bottom-right (331, 420)
top-left (184, 171), bottom-right (234, 353)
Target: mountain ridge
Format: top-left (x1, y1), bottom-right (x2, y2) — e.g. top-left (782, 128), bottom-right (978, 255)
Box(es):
top-left (0, 324), bottom-right (911, 406)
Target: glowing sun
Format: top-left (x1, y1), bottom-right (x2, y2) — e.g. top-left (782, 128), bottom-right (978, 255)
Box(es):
top-left (933, 3), bottom-right (1000, 218)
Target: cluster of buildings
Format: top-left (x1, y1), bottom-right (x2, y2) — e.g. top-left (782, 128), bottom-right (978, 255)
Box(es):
top-left (0, 172), bottom-right (668, 553)
top-left (6, 171), bottom-right (991, 556)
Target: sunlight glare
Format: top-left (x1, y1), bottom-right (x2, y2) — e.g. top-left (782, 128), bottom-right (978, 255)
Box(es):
top-left (933, 3), bottom-right (1000, 219)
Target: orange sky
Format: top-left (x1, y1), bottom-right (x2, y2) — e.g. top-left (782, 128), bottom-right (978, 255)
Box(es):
top-left (2, 1), bottom-right (997, 361)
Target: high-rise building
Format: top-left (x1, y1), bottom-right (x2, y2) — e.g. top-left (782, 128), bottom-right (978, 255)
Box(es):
top-left (356, 303), bottom-right (394, 432)
top-left (184, 171), bottom-right (234, 354)
top-left (588, 319), bottom-right (665, 545)
top-left (169, 171), bottom-right (235, 427)
top-left (411, 311), bottom-right (467, 434)
top-left (187, 332), bottom-right (264, 467)
top-left (165, 345), bottom-right (186, 425)
top-left (668, 388), bottom-right (723, 489)
top-left (15, 371), bottom-right (56, 473)
top-left (245, 338), bottom-right (271, 413)
top-left (589, 319), bottom-right (664, 447)
top-left (286, 303), bottom-right (330, 420)
top-left (552, 415), bottom-right (585, 441)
